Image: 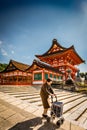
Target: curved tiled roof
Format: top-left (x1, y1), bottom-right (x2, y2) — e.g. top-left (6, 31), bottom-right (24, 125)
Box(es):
top-left (35, 39), bottom-right (67, 57)
top-left (2, 59), bottom-right (30, 72)
top-left (11, 60), bottom-right (30, 71)
top-left (27, 59), bottom-right (63, 74)
top-left (35, 39), bottom-right (85, 64)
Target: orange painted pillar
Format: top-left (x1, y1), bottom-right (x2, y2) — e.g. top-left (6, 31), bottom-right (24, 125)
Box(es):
top-left (42, 69), bottom-right (44, 83)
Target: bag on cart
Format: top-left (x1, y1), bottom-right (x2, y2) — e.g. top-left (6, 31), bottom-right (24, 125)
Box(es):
top-left (50, 96), bottom-right (64, 127)
top-left (51, 101), bottom-right (63, 117)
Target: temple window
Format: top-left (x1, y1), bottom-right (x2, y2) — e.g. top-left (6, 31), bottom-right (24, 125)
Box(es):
top-left (50, 74), bottom-right (52, 78)
top-left (44, 73), bottom-right (48, 80)
top-left (54, 75), bottom-right (56, 79)
top-left (34, 73), bottom-right (42, 80)
top-left (58, 76), bottom-right (63, 80)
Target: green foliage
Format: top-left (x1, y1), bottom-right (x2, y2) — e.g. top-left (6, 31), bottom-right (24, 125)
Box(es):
top-left (79, 72), bottom-right (87, 80)
top-left (80, 72), bottom-right (85, 77)
top-left (0, 63), bottom-right (8, 72)
top-left (76, 82), bottom-right (87, 87)
top-left (76, 87), bottom-right (87, 94)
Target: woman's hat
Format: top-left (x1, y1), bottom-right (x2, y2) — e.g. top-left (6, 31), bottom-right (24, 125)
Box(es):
top-left (47, 78), bottom-right (52, 82)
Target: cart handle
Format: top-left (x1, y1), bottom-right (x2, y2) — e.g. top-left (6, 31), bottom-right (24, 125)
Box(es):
top-left (51, 95), bottom-right (57, 103)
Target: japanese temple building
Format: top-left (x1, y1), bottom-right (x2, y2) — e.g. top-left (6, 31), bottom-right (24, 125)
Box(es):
top-left (0, 39), bottom-right (85, 85)
top-left (0, 60), bottom-right (32, 85)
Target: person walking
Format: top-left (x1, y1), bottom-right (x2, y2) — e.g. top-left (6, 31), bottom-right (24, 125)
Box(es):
top-left (40, 78), bottom-right (56, 118)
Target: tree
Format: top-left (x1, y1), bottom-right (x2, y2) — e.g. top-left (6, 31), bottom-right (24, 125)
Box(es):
top-left (0, 63), bottom-right (8, 72)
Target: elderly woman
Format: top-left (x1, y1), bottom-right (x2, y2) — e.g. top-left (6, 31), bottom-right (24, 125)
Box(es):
top-left (40, 78), bottom-right (56, 118)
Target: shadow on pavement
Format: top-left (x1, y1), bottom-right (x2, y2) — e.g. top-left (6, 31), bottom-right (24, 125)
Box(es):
top-left (38, 122), bottom-right (60, 130)
top-left (8, 117), bottom-right (59, 130)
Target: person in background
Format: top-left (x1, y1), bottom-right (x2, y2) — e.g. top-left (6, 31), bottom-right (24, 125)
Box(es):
top-left (40, 78), bottom-right (56, 118)
top-left (66, 75), bottom-right (77, 91)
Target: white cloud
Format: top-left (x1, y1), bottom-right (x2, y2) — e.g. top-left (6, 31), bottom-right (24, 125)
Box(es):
top-left (11, 50), bottom-right (14, 54)
top-left (8, 44), bottom-right (15, 55)
top-left (1, 48), bottom-right (8, 56)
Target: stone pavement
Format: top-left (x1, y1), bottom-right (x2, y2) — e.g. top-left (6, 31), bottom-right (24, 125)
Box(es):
top-left (0, 85), bottom-right (87, 130)
top-left (0, 86), bottom-right (65, 130)
top-left (0, 99), bottom-right (64, 130)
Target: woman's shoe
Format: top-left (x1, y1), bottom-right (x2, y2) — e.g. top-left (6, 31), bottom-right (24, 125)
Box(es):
top-left (42, 114), bottom-right (48, 118)
top-left (42, 114), bottom-right (50, 122)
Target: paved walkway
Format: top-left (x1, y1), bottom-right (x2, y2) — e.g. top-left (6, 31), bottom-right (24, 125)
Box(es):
top-left (0, 99), bottom-right (64, 130)
top-left (0, 86), bottom-right (64, 130)
top-left (0, 85), bottom-right (87, 130)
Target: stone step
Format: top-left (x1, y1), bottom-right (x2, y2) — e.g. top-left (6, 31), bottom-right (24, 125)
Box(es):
top-left (29, 93), bottom-right (81, 105)
top-left (19, 92), bottom-right (73, 101)
top-left (7, 90), bottom-right (71, 97)
top-left (57, 93), bottom-right (81, 101)
top-left (61, 95), bottom-right (85, 105)
top-left (31, 94), bottom-right (85, 106)
top-left (63, 100), bottom-right (87, 119)
top-left (8, 92), bottom-right (39, 95)
top-left (63, 97), bottom-right (87, 113)
top-left (68, 103), bottom-right (87, 121)
top-left (15, 93), bottom-right (40, 98)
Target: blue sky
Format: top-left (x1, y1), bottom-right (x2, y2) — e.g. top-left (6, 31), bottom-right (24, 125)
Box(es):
top-left (0, 0), bottom-right (87, 72)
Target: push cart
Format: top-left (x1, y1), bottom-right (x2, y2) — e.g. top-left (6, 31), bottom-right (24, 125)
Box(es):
top-left (50, 96), bottom-right (64, 128)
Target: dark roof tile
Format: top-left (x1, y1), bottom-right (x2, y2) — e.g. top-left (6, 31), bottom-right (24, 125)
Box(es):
top-left (27, 59), bottom-right (63, 74)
